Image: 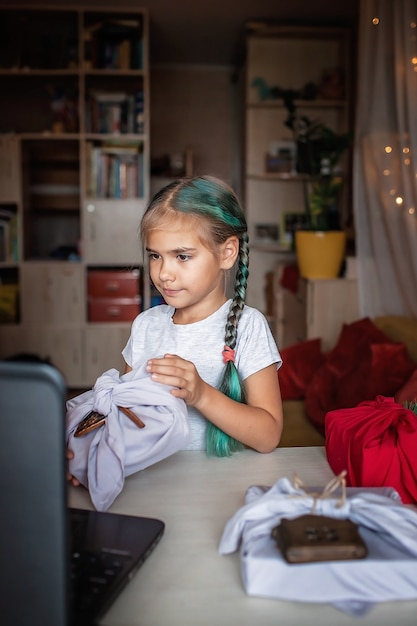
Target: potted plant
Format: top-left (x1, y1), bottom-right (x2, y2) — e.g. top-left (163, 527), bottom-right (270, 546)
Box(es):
top-left (283, 97), bottom-right (352, 278)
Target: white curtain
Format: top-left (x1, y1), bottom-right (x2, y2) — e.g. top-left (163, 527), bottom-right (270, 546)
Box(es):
top-left (354, 0), bottom-right (417, 317)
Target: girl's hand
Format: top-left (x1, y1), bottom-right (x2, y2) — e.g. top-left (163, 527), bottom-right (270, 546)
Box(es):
top-left (146, 354), bottom-right (207, 407)
top-left (66, 449), bottom-right (81, 487)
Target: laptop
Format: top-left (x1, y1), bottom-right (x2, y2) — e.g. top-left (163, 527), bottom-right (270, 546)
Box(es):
top-left (0, 361), bottom-right (165, 626)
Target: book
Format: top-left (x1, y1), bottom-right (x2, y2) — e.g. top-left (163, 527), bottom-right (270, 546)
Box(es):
top-left (85, 142), bottom-right (143, 199)
top-left (0, 222), bottom-right (7, 262)
top-left (118, 39), bottom-right (131, 70)
top-left (88, 19), bottom-right (142, 70)
top-left (134, 91), bottom-right (144, 134)
top-left (87, 92), bottom-right (141, 134)
top-left (0, 205), bottom-right (18, 262)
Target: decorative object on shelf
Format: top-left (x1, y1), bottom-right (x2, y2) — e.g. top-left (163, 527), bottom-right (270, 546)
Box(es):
top-left (265, 140), bottom-right (296, 174)
top-left (254, 223), bottom-right (280, 246)
top-left (150, 147), bottom-right (194, 178)
top-left (317, 67), bottom-right (345, 101)
top-left (48, 84), bottom-right (79, 134)
top-left (251, 77), bottom-right (317, 103)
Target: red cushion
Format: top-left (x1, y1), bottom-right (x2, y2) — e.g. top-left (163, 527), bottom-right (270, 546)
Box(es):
top-left (325, 317), bottom-right (389, 377)
top-left (396, 369), bottom-right (417, 405)
top-left (325, 396), bottom-right (417, 504)
top-left (278, 338), bottom-right (325, 400)
top-left (367, 344), bottom-right (416, 399)
top-left (305, 318), bottom-right (416, 433)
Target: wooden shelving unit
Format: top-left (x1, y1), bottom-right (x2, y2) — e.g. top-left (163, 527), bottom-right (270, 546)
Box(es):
top-left (0, 6), bottom-right (150, 387)
top-left (244, 23), bottom-right (352, 314)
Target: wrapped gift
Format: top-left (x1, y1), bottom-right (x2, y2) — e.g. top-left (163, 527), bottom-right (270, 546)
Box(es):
top-left (67, 363), bottom-right (191, 511)
top-left (325, 396), bottom-right (417, 504)
top-left (219, 474), bottom-right (417, 616)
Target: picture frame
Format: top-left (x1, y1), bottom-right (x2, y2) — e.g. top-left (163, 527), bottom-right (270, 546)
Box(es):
top-left (253, 223), bottom-right (280, 246)
top-left (265, 140), bottom-right (296, 174)
top-left (281, 212), bottom-right (308, 248)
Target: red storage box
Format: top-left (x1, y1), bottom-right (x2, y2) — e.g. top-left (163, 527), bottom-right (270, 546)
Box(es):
top-left (87, 270), bottom-right (140, 299)
top-left (88, 297), bottom-right (141, 322)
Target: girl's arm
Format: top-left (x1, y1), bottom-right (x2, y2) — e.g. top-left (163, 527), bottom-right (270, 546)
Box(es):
top-left (146, 355), bottom-right (283, 453)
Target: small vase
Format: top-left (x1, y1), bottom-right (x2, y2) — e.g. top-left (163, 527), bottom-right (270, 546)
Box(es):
top-left (295, 230), bottom-right (346, 279)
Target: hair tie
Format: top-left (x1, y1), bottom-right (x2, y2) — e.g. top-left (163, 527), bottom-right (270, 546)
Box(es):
top-left (222, 345), bottom-right (235, 364)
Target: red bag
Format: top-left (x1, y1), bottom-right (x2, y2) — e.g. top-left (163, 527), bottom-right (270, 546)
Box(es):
top-left (325, 396), bottom-right (417, 504)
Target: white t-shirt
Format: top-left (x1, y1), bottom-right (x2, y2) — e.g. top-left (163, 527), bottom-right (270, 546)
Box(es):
top-left (122, 299), bottom-right (282, 450)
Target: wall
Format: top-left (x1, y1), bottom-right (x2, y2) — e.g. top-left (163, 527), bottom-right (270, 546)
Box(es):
top-left (150, 65), bottom-right (242, 193)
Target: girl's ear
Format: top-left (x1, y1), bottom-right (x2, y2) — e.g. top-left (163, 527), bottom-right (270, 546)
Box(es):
top-left (221, 236), bottom-right (239, 269)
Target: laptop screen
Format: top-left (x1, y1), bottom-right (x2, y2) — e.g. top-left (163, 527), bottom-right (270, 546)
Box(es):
top-left (0, 361), bottom-right (164, 626)
top-left (0, 361), bottom-right (70, 625)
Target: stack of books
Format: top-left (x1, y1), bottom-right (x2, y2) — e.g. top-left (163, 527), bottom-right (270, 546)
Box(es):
top-left (86, 142), bottom-right (144, 199)
top-left (83, 17), bottom-right (143, 70)
top-left (86, 90), bottom-right (144, 135)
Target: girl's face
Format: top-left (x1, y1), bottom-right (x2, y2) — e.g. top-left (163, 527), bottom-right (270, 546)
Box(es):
top-left (146, 218), bottom-right (238, 323)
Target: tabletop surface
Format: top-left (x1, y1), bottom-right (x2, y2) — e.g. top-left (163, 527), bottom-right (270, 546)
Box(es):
top-left (68, 447), bottom-right (417, 626)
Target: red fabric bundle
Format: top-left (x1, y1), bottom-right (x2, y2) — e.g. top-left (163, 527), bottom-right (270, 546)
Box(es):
top-left (325, 396), bottom-right (417, 504)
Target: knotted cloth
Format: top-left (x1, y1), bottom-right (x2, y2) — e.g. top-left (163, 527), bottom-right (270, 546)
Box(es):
top-left (66, 363), bottom-right (191, 511)
top-left (219, 475), bottom-right (417, 616)
top-left (325, 395), bottom-right (417, 504)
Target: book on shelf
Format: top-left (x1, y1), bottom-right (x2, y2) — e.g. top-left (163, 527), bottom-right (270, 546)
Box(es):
top-left (0, 205), bottom-right (18, 263)
top-left (134, 91), bottom-right (144, 134)
top-left (83, 18), bottom-right (143, 70)
top-left (0, 282), bottom-right (19, 323)
top-left (86, 142), bottom-right (144, 199)
top-left (86, 90), bottom-right (144, 134)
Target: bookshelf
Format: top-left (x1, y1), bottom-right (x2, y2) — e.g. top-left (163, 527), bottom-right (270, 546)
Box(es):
top-left (244, 24), bottom-right (352, 314)
top-left (0, 6), bottom-right (150, 387)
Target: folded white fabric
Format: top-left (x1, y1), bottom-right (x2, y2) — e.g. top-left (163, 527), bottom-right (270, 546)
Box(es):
top-left (219, 477), bottom-right (417, 616)
top-left (66, 364), bottom-right (191, 511)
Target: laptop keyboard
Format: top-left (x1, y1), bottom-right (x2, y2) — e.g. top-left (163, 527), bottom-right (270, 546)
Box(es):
top-left (71, 548), bottom-right (132, 616)
top-left (68, 508), bottom-right (164, 624)
top-left (70, 510), bottom-right (134, 623)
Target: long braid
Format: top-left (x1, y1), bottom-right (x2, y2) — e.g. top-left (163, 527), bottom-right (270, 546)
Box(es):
top-left (224, 232), bottom-right (249, 350)
top-left (206, 232), bottom-right (250, 456)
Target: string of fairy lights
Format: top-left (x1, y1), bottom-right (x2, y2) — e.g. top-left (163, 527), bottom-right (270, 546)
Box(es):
top-left (372, 14), bottom-right (417, 218)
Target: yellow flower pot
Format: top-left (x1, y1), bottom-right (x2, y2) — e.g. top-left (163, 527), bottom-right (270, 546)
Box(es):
top-left (295, 230), bottom-right (346, 279)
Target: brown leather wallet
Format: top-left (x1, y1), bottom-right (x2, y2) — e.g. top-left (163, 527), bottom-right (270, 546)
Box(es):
top-left (74, 406), bottom-right (145, 437)
top-left (271, 514), bottom-right (368, 564)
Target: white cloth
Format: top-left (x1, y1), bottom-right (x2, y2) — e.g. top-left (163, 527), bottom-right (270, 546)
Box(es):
top-left (122, 300), bottom-right (281, 449)
top-left (219, 477), bottom-right (417, 616)
top-left (66, 364), bottom-right (191, 511)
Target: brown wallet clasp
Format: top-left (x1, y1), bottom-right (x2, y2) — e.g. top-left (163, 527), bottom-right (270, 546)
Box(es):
top-left (74, 406), bottom-right (145, 437)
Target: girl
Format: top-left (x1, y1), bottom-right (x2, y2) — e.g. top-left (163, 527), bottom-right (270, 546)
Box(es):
top-left (123, 175), bottom-right (283, 456)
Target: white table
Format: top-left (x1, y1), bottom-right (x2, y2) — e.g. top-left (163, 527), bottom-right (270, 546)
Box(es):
top-left (68, 447), bottom-right (417, 626)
